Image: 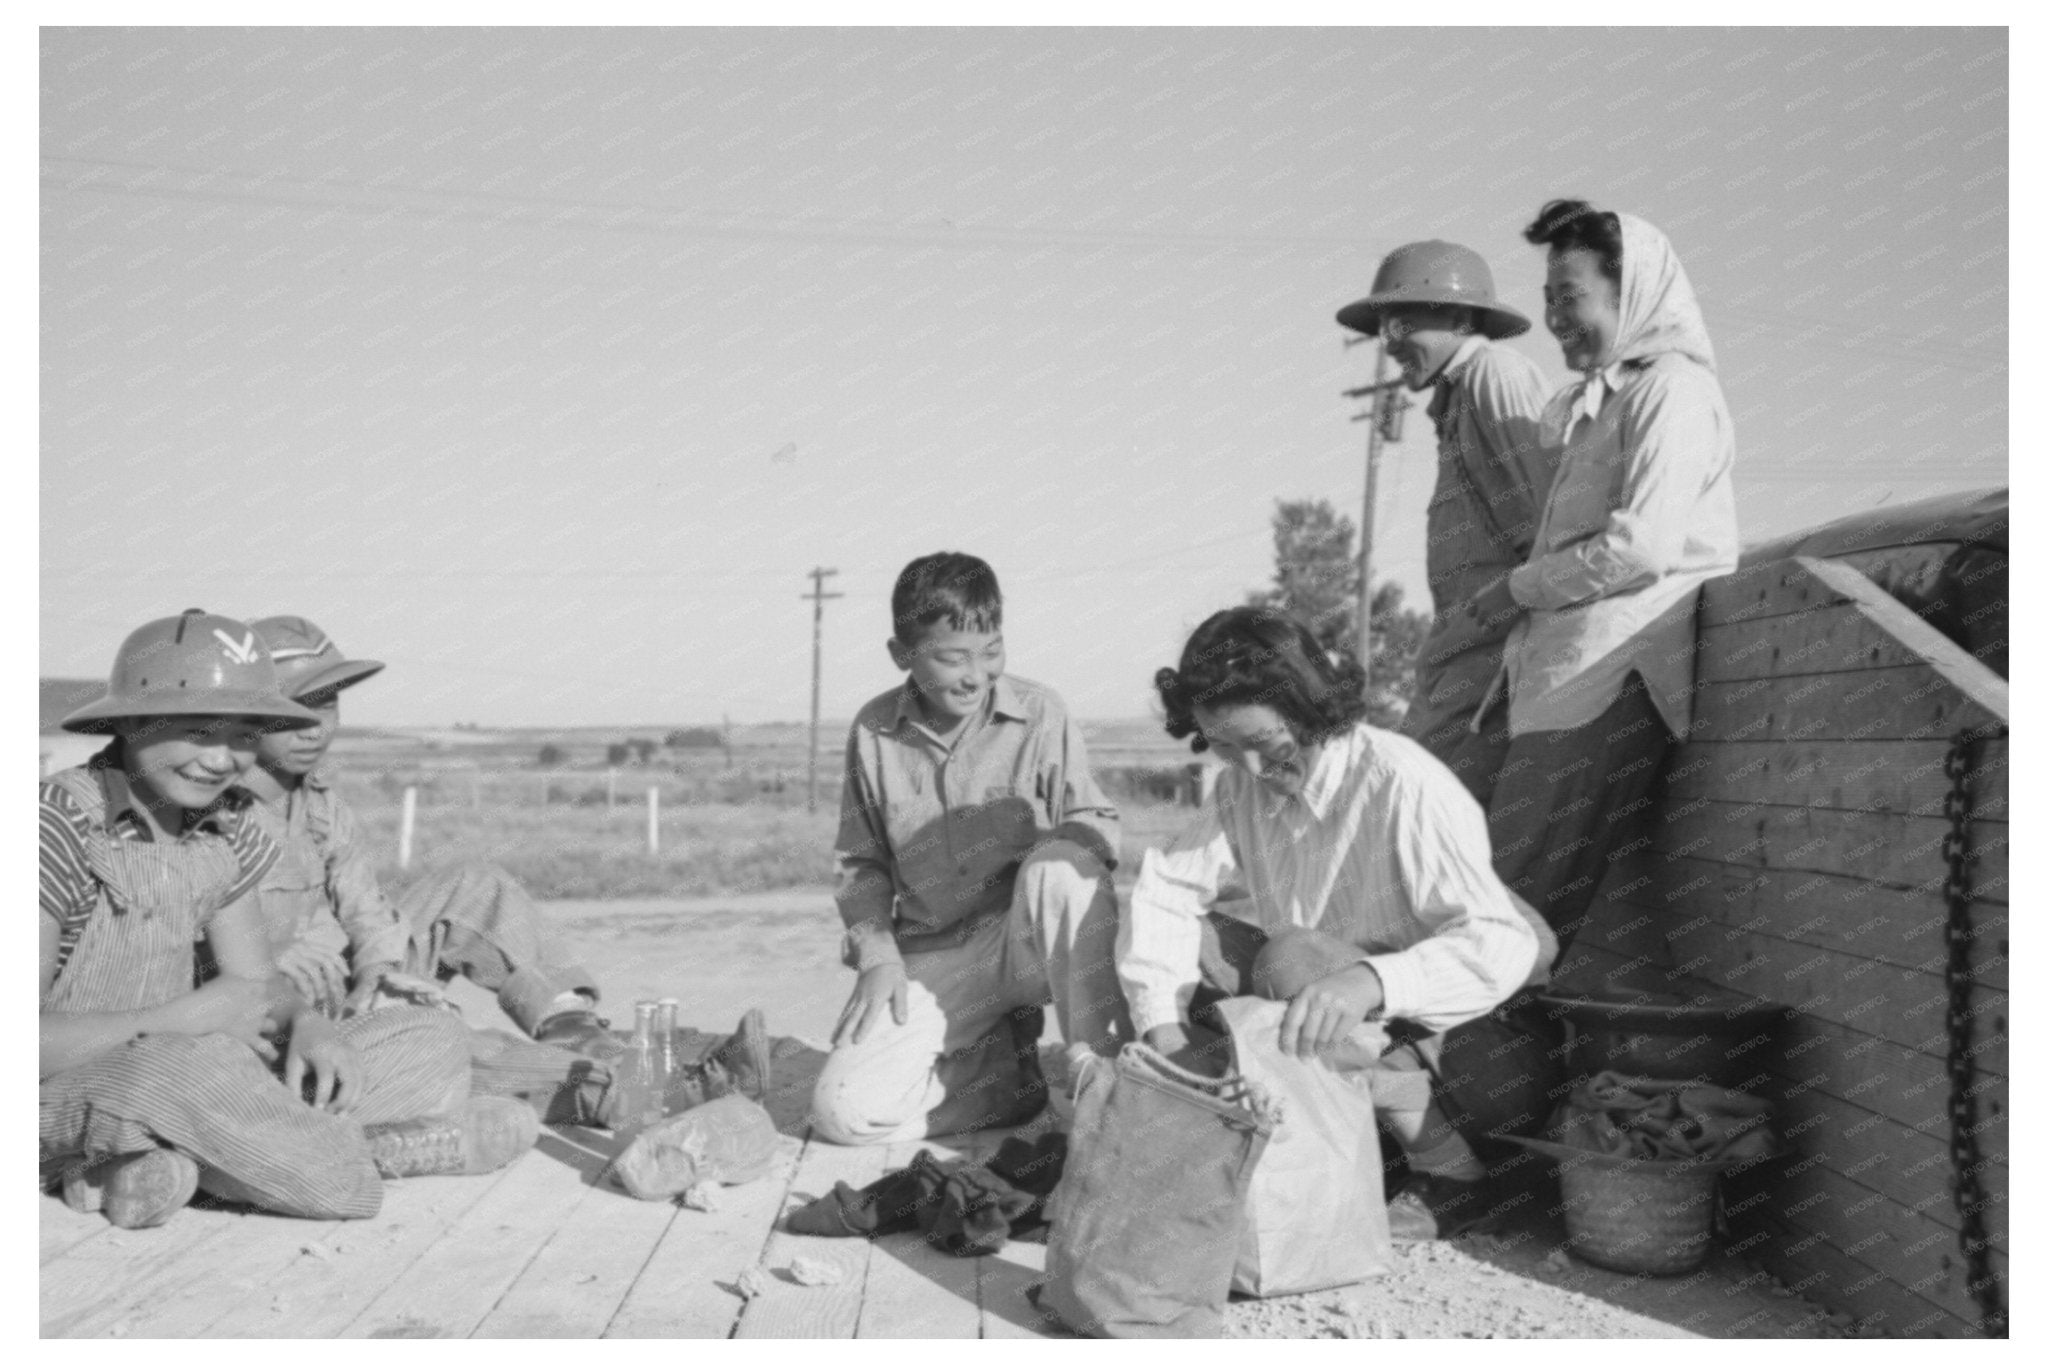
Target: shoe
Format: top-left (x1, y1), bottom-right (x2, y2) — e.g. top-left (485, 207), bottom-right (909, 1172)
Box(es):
top-left (62, 1149), bottom-right (201, 1229)
top-left (534, 1008), bottom-right (625, 1062)
top-left (1386, 1173), bottom-right (1498, 1242)
top-left (700, 1008), bottom-right (772, 1102)
top-left (366, 1097), bottom-right (540, 1178)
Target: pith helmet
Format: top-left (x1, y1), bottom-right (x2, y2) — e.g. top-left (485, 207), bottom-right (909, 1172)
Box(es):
top-left (61, 609), bottom-right (325, 735)
top-left (251, 616), bottom-right (386, 699)
top-left (1336, 240), bottom-right (1531, 340)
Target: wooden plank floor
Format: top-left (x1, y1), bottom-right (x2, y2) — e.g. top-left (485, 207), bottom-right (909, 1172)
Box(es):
top-left (40, 1042), bottom-right (1060, 1340)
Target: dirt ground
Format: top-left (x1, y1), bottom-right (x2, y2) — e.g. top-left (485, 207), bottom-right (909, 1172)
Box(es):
top-left (444, 892), bottom-right (1850, 1341)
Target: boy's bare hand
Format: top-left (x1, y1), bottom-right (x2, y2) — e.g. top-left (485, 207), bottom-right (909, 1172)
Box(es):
top-left (285, 1012), bottom-right (363, 1113)
top-left (276, 940), bottom-right (349, 1015)
top-left (834, 963), bottom-right (909, 1046)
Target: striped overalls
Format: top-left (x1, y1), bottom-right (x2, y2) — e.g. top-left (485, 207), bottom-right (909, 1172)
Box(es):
top-left (39, 767), bottom-right (474, 1220)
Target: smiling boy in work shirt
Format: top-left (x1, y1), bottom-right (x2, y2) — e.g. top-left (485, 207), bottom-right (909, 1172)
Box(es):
top-left (808, 552), bottom-right (1131, 1145)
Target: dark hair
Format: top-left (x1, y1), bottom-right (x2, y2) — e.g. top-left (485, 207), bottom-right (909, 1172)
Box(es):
top-left (891, 551), bottom-right (1002, 641)
top-left (1523, 198), bottom-right (1622, 284)
top-left (1154, 606), bottom-right (1369, 752)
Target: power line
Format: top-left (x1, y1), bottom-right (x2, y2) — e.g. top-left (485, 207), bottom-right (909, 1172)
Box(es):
top-left (39, 153), bottom-right (1375, 258)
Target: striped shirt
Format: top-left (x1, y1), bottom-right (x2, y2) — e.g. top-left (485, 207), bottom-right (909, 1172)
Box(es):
top-left (39, 751), bottom-right (277, 974)
top-left (1117, 723), bottom-right (1542, 1040)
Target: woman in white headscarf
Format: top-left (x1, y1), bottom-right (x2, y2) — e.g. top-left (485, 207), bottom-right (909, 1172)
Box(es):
top-left (1460, 200), bottom-right (1737, 952)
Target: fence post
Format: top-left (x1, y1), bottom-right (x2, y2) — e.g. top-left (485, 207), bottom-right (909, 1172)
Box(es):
top-left (399, 786), bottom-right (418, 869)
top-left (646, 786), bottom-right (660, 857)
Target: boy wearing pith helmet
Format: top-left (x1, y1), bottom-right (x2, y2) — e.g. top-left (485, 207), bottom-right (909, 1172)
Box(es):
top-left (240, 615), bottom-right (770, 1127)
top-left (40, 610), bottom-right (534, 1230)
top-left (809, 552), bottom-right (1132, 1146)
top-left (1337, 241), bottom-right (1554, 806)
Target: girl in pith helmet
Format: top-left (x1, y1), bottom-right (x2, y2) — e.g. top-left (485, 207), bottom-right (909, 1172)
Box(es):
top-left (40, 610), bottom-right (535, 1229)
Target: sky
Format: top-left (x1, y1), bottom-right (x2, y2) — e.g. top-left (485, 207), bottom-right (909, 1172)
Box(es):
top-left (39, 26), bottom-right (2008, 727)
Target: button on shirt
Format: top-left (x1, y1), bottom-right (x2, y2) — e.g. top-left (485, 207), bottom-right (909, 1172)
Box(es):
top-left (835, 674), bottom-right (1120, 972)
top-left (1503, 352), bottom-right (1738, 738)
top-left (1116, 724), bottom-right (1539, 1039)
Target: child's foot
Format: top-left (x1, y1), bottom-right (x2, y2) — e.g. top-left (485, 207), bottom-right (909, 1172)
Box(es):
top-left (365, 1097), bottom-right (539, 1179)
top-left (62, 1149), bottom-right (202, 1229)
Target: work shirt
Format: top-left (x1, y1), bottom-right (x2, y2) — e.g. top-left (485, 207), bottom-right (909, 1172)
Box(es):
top-left (1117, 723), bottom-right (1538, 1040)
top-left (241, 769), bottom-right (412, 971)
top-left (1421, 335), bottom-right (1556, 612)
top-left (1501, 352), bottom-right (1738, 738)
top-left (835, 674), bottom-right (1120, 973)
top-left (39, 749), bottom-right (277, 983)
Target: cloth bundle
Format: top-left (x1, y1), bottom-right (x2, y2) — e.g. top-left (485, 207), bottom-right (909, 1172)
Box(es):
top-left (785, 1132), bottom-right (1065, 1256)
top-left (1548, 1070), bottom-right (1775, 1164)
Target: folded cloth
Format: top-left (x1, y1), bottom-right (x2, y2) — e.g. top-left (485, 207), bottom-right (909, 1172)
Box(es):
top-left (1553, 1071), bottom-right (1775, 1164)
top-left (786, 1132), bottom-right (1068, 1256)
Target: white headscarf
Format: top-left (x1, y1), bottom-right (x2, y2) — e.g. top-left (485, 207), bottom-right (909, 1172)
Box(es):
top-left (1571, 211), bottom-right (1716, 424)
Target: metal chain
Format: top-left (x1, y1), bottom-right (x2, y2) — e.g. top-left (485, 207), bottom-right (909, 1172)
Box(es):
top-left (1941, 727), bottom-right (2006, 1338)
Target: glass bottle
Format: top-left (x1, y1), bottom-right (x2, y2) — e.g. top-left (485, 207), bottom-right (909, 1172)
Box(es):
top-left (654, 998), bottom-right (681, 1126)
top-left (613, 1000), bottom-right (661, 1140)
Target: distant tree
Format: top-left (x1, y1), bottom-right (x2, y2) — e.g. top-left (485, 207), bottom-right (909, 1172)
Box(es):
top-left (605, 742), bottom-right (631, 767)
top-left (665, 726), bottom-right (725, 750)
top-left (1247, 497), bottom-right (1430, 728)
top-left (536, 743), bottom-right (567, 768)
top-left (629, 738), bottom-right (658, 765)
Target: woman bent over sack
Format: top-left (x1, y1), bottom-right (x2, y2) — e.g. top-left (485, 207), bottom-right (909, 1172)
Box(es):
top-left (39, 610), bottom-right (535, 1229)
top-left (1117, 607), bottom-right (1556, 1240)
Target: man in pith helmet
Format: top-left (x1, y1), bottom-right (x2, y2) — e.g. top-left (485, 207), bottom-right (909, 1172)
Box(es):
top-left (1337, 240), bottom-right (1555, 805)
top-left (40, 610), bottom-right (534, 1230)
top-left (237, 615), bottom-right (772, 1130)
top-left (1334, 244), bottom-right (1562, 1238)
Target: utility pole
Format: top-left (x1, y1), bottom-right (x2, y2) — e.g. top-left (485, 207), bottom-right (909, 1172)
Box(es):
top-left (803, 567), bottom-right (843, 814)
top-left (1343, 343), bottom-right (1410, 693)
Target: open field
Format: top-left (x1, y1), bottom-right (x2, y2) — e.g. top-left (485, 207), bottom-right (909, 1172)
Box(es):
top-left (327, 724), bottom-right (1201, 901)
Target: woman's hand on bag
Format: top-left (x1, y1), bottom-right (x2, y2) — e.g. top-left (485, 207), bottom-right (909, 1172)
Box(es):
top-left (1278, 964), bottom-right (1385, 1060)
top-left (834, 962), bottom-right (909, 1046)
top-left (1145, 1023), bottom-right (1229, 1078)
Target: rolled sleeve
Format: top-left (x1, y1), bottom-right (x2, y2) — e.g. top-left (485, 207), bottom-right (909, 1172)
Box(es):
top-left (1117, 801), bottom-right (1233, 1038)
top-left (1364, 763), bottom-right (1537, 1034)
top-left (1045, 707), bottom-right (1121, 869)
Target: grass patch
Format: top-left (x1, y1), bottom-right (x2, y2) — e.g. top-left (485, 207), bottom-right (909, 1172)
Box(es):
top-left (339, 775), bottom-right (1203, 902)
top-left (350, 799), bottom-right (839, 900)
